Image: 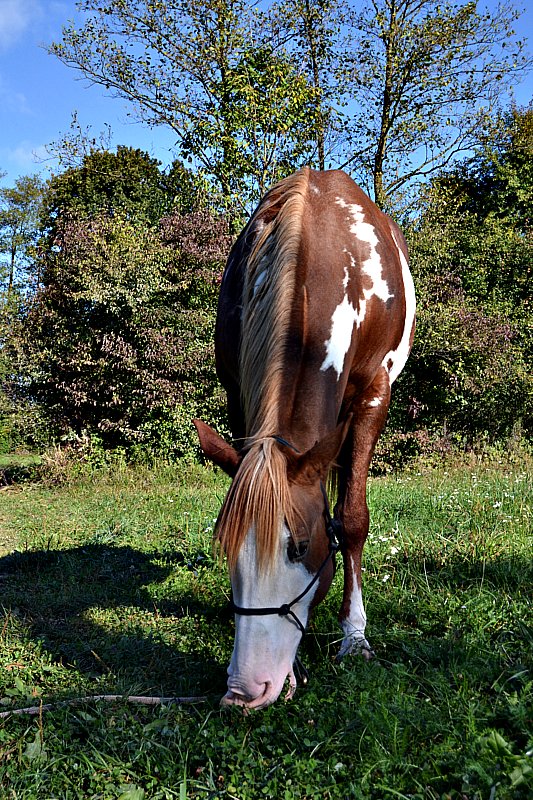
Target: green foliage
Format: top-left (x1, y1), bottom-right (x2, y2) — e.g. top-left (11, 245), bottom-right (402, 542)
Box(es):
top-left (276, 0), bottom-right (345, 170)
top-left (22, 207), bottom-right (231, 457)
top-left (395, 274), bottom-right (531, 442)
top-left (0, 174), bottom-right (44, 295)
top-left (0, 175), bottom-right (49, 454)
top-left (181, 44), bottom-right (322, 206)
top-left (49, 1), bottom-right (530, 210)
top-left (425, 105), bottom-right (533, 306)
top-left (42, 146), bottom-right (178, 231)
top-left (3, 103), bottom-right (532, 463)
top-left (341, 0), bottom-right (529, 207)
top-left (50, 0), bottom-right (325, 215)
top-left (389, 106), bottom-right (533, 454)
top-left (0, 147), bottom-right (231, 459)
top-left (443, 105), bottom-right (533, 237)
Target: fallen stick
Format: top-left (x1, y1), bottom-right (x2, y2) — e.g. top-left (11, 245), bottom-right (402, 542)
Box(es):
top-left (0, 694), bottom-right (207, 719)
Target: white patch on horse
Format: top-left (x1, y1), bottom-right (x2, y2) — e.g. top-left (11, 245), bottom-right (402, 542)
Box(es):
top-left (320, 294), bottom-right (359, 379)
top-left (336, 198), bottom-right (394, 312)
top-left (368, 396), bottom-right (381, 407)
top-left (381, 226), bottom-right (416, 384)
top-left (237, 527), bottom-right (318, 617)
top-left (338, 554), bottom-right (372, 658)
top-left (227, 524), bottom-right (319, 705)
top-left (342, 265), bottom-right (350, 290)
top-left (321, 200), bottom-right (397, 380)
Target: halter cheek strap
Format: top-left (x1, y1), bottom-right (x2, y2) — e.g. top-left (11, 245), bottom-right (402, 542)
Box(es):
top-left (228, 529), bottom-right (335, 637)
top-left (228, 434), bottom-right (344, 637)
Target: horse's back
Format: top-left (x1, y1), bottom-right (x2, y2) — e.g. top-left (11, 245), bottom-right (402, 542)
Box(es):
top-left (301, 169), bottom-right (413, 389)
top-left (216, 168), bottom-right (415, 443)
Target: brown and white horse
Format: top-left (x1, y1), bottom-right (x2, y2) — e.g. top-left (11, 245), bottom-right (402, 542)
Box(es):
top-left (194, 167), bottom-right (415, 709)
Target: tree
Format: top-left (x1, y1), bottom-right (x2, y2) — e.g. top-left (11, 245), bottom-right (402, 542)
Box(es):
top-left (442, 104), bottom-right (533, 238)
top-left (43, 111), bottom-right (113, 171)
top-left (12, 146), bottom-right (232, 455)
top-left (42, 146), bottom-right (172, 233)
top-left (204, 45), bottom-right (321, 202)
top-left (415, 105), bottom-right (532, 306)
top-left (50, 0), bottom-right (321, 215)
top-left (0, 175), bottom-right (48, 453)
top-left (271, 0), bottom-right (346, 170)
top-left (51, 1), bottom-right (530, 212)
top-left (388, 106), bottom-right (533, 448)
top-left (21, 208), bottom-right (232, 456)
top-left (0, 175), bottom-right (44, 297)
top-left (340, 0), bottom-right (530, 208)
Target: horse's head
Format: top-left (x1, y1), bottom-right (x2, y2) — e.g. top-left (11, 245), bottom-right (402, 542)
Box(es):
top-left (194, 419), bottom-right (349, 709)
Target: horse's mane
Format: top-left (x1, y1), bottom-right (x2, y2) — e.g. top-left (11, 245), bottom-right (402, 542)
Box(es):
top-left (216, 168), bottom-right (310, 571)
top-left (240, 168), bottom-right (309, 436)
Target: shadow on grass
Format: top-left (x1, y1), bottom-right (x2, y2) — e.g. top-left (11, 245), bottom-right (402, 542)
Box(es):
top-left (0, 544), bottom-right (230, 698)
top-left (1, 543), bottom-right (531, 702)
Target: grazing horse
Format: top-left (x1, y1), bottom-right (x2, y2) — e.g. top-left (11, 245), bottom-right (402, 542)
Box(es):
top-left (194, 167), bottom-right (415, 709)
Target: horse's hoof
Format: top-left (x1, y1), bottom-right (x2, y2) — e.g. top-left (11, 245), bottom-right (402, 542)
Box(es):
top-left (336, 637), bottom-right (375, 663)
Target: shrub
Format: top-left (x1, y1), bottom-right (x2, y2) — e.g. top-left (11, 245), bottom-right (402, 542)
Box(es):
top-left (18, 208), bottom-right (232, 459)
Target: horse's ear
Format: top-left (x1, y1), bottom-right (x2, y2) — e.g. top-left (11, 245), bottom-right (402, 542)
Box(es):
top-left (288, 416), bottom-right (352, 485)
top-left (193, 419), bottom-right (241, 478)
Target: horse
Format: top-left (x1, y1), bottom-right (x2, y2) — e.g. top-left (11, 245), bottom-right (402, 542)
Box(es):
top-left (194, 167), bottom-right (415, 709)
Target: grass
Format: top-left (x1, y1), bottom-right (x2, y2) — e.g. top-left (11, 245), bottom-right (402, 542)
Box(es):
top-left (0, 457), bottom-right (531, 799)
top-left (0, 455), bottom-right (41, 468)
top-left (0, 454), bottom-right (41, 494)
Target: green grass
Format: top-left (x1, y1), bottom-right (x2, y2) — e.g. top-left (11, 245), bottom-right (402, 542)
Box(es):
top-left (0, 459), bottom-right (531, 799)
top-left (0, 454), bottom-right (41, 468)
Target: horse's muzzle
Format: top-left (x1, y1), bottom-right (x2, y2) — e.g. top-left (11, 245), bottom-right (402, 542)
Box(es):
top-left (221, 680), bottom-right (274, 710)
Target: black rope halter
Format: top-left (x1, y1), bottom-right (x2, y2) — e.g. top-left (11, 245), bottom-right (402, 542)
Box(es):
top-left (228, 435), bottom-right (344, 638)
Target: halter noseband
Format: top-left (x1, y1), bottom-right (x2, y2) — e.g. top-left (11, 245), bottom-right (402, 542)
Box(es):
top-left (228, 435), bottom-right (344, 637)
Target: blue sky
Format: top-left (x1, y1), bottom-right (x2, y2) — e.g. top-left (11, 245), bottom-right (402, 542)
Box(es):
top-left (0, 0), bottom-right (531, 188)
top-left (0, 0), bottom-right (177, 186)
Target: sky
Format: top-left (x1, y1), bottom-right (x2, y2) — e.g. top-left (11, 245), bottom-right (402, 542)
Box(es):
top-left (0, 0), bottom-right (531, 189)
top-left (0, 0), bottom-right (178, 186)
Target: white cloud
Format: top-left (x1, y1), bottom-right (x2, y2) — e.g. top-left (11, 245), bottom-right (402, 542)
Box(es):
top-left (0, 0), bottom-right (43, 50)
top-left (0, 74), bottom-right (31, 114)
top-left (1, 140), bottom-right (48, 171)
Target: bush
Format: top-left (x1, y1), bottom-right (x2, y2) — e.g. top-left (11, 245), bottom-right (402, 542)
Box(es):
top-left (18, 208), bottom-right (232, 459)
top-left (393, 125), bottom-right (533, 453)
top-left (395, 278), bottom-right (532, 444)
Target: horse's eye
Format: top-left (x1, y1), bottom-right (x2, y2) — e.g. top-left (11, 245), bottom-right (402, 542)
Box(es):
top-left (287, 539), bottom-right (309, 563)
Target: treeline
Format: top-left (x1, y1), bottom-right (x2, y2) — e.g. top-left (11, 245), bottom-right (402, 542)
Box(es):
top-left (1, 106), bottom-right (531, 465)
top-left (0, 0), bottom-right (531, 466)
top-left (47, 0), bottom-right (529, 213)
top-left (0, 150), bottom-right (233, 459)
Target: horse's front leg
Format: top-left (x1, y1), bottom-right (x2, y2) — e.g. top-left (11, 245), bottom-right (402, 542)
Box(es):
top-left (337, 495), bottom-right (373, 659)
top-left (336, 369), bottom-right (391, 660)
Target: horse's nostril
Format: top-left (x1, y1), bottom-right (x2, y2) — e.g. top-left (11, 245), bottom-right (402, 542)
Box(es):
top-left (222, 680), bottom-right (272, 707)
top-left (221, 690), bottom-right (248, 707)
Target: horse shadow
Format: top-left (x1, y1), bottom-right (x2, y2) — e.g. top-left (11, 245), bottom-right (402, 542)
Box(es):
top-left (0, 544), bottom-right (231, 699)
top-left (2, 543), bottom-right (529, 703)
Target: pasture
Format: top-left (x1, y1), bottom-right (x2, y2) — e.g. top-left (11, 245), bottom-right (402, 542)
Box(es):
top-left (0, 457), bottom-right (531, 799)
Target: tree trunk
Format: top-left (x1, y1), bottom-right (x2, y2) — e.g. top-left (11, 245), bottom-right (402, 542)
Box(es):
top-left (373, 0), bottom-right (397, 209)
top-left (303, 0), bottom-right (326, 171)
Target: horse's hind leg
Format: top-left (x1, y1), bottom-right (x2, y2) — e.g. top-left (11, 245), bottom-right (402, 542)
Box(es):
top-left (336, 367), bottom-right (391, 660)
